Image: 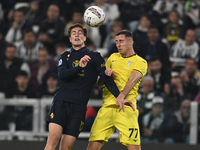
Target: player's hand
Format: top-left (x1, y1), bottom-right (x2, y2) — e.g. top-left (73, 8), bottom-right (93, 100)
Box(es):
top-left (79, 55), bottom-right (91, 68)
top-left (105, 69), bottom-right (117, 77)
top-left (116, 95), bottom-right (135, 112)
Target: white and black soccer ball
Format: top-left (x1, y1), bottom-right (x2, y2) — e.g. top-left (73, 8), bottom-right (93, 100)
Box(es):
top-left (84, 6), bottom-right (106, 28)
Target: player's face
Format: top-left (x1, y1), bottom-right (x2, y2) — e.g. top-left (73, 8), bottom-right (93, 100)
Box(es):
top-left (115, 34), bottom-right (133, 56)
top-left (69, 27), bottom-right (86, 49)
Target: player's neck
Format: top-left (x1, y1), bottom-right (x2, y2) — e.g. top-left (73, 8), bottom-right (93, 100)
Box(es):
top-left (72, 44), bottom-right (85, 50)
top-left (121, 50), bottom-right (135, 58)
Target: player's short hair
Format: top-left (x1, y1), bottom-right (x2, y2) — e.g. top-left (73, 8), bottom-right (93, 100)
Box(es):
top-left (115, 30), bottom-right (133, 39)
top-left (68, 23), bottom-right (87, 37)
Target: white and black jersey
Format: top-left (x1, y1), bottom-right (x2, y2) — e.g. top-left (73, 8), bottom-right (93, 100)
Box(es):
top-left (170, 39), bottom-right (199, 66)
top-left (15, 40), bottom-right (43, 62)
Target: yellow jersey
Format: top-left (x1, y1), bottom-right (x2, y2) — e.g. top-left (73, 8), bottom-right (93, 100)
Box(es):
top-left (102, 53), bottom-right (147, 107)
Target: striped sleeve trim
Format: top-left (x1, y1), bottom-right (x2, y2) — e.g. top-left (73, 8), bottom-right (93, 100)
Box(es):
top-left (133, 69), bottom-right (143, 77)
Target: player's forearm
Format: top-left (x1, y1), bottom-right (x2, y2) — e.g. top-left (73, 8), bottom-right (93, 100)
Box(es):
top-left (119, 79), bottom-right (137, 99)
top-left (58, 66), bottom-right (82, 80)
top-left (100, 73), bottom-right (120, 97)
top-left (120, 71), bottom-right (142, 98)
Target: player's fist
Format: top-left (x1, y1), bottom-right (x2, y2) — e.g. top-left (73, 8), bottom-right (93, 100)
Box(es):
top-left (79, 55), bottom-right (91, 68)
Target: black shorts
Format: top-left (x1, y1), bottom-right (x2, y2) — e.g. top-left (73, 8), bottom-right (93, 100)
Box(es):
top-left (47, 100), bottom-right (87, 138)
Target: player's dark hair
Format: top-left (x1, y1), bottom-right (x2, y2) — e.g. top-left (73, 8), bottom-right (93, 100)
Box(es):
top-left (115, 30), bottom-right (133, 38)
top-left (16, 70), bottom-right (28, 78)
top-left (68, 23), bottom-right (87, 37)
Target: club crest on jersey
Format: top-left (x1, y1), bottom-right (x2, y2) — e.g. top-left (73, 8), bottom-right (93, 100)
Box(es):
top-left (67, 54), bottom-right (70, 57)
top-left (72, 60), bottom-right (79, 67)
top-left (58, 59), bottom-right (62, 66)
top-left (127, 61), bottom-right (134, 66)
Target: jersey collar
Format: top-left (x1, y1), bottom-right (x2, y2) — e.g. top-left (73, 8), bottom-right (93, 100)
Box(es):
top-left (70, 46), bottom-right (87, 53)
top-left (121, 53), bottom-right (137, 58)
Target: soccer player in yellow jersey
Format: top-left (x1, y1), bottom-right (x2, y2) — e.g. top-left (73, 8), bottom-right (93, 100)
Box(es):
top-left (87, 30), bottom-right (147, 150)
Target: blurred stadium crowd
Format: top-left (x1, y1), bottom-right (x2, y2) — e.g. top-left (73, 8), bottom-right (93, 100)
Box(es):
top-left (0, 0), bottom-right (200, 144)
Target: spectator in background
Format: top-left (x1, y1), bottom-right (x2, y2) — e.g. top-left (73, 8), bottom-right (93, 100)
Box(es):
top-left (161, 10), bottom-right (183, 49)
top-left (57, 0), bottom-right (84, 22)
top-left (163, 75), bottom-right (191, 115)
top-left (25, 0), bottom-right (45, 26)
top-left (4, 71), bottom-right (35, 132)
top-left (5, 8), bottom-right (31, 43)
top-left (38, 4), bottom-right (65, 55)
top-left (6, 70), bottom-right (36, 98)
top-left (180, 58), bottom-right (200, 99)
top-left (53, 43), bottom-right (67, 61)
top-left (170, 29), bottom-right (199, 72)
top-left (152, 0), bottom-right (183, 32)
top-left (141, 96), bottom-right (165, 143)
top-left (137, 25), bottom-right (170, 68)
top-left (30, 47), bottom-right (57, 96)
top-left (0, 31), bottom-right (8, 60)
top-left (164, 99), bottom-right (191, 143)
top-left (133, 13), bottom-right (151, 53)
top-left (40, 73), bottom-right (58, 98)
top-left (180, 0), bottom-right (200, 38)
top-left (103, 20), bottom-right (123, 50)
top-left (147, 56), bottom-right (171, 95)
top-left (0, 44), bottom-right (30, 93)
top-left (15, 28), bottom-right (43, 63)
top-left (137, 76), bottom-right (156, 117)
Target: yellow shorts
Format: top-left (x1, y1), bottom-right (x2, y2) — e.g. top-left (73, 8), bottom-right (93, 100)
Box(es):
top-left (89, 105), bottom-right (140, 146)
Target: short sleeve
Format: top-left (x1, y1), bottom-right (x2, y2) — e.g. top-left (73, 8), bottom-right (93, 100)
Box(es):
top-left (133, 59), bottom-right (148, 77)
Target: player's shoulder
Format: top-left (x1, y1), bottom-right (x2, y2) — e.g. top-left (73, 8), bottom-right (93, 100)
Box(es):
top-left (60, 50), bottom-right (70, 57)
top-left (134, 54), bottom-right (147, 65)
top-left (86, 48), bottom-right (102, 57)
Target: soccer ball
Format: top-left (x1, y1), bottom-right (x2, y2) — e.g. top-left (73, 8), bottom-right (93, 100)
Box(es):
top-left (84, 6), bottom-right (106, 27)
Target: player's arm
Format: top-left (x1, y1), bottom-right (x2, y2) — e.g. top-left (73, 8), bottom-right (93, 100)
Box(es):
top-left (58, 53), bottom-right (90, 80)
top-left (116, 71), bottom-right (142, 112)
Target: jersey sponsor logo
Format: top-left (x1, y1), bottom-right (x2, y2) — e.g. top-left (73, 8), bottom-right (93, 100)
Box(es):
top-left (58, 59), bottom-right (62, 66)
top-left (72, 60), bottom-right (79, 67)
top-left (50, 113), bottom-right (54, 119)
top-left (101, 63), bottom-right (105, 67)
top-left (79, 121), bottom-right (84, 131)
top-left (127, 61), bottom-right (134, 66)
